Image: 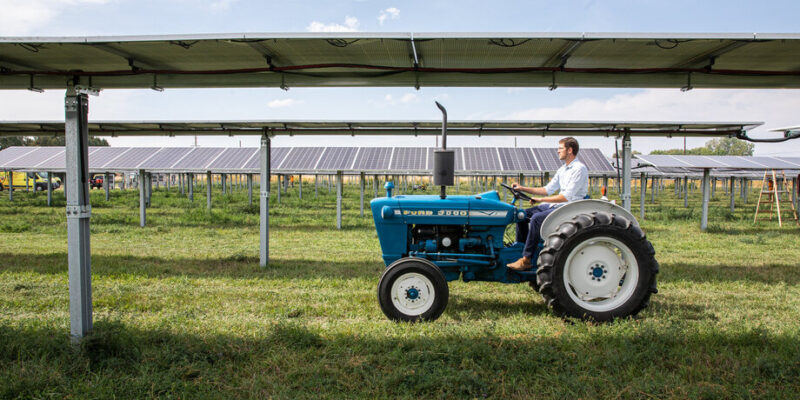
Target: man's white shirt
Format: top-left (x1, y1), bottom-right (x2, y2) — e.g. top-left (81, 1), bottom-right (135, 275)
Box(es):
top-left (542, 159), bottom-right (589, 208)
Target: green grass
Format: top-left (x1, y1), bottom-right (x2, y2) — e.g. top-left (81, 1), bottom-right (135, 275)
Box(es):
top-left (1, 180), bottom-right (799, 399)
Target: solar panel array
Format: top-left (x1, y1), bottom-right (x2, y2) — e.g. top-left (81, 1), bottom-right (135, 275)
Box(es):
top-left (636, 155), bottom-right (800, 170)
top-left (0, 146), bottom-right (622, 174)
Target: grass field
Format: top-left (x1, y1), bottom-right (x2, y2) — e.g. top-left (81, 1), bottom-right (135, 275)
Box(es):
top-left (1, 179), bottom-right (799, 399)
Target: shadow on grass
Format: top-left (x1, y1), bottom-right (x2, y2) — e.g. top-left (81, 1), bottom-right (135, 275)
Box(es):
top-left (660, 262), bottom-right (800, 285)
top-left (2, 318), bottom-right (799, 399)
top-left (6, 252), bottom-right (799, 286)
top-left (0, 252), bottom-right (384, 281)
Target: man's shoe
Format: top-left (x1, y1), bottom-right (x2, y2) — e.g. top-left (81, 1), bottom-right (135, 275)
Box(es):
top-left (506, 257), bottom-right (532, 271)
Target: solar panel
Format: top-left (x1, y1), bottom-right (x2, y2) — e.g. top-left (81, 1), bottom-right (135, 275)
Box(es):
top-left (427, 147), bottom-right (464, 171)
top-left (532, 148), bottom-right (563, 171)
top-left (577, 148), bottom-right (615, 173)
top-left (391, 148), bottom-right (427, 170)
top-left (89, 147), bottom-right (130, 168)
top-left (138, 148), bottom-right (193, 169)
top-left (241, 146), bottom-right (288, 169)
top-left (0, 147), bottom-right (39, 168)
top-left (497, 148), bottom-right (538, 171)
top-left (11, 147), bottom-right (64, 168)
top-left (171, 148), bottom-right (225, 170)
top-left (316, 147), bottom-right (358, 170)
top-left (776, 157), bottom-right (800, 168)
top-left (207, 148), bottom-right (258, 169)
top-left (280, 147), bottom-right (324, 170)
top-left (742, 156), bottom-right (799, 169)
top-left (112, 147), bottom-right (161, 169)
top-left (353, 147), bottom-right (392, 170)
top-left (462, 147), bottom-right (501, 171)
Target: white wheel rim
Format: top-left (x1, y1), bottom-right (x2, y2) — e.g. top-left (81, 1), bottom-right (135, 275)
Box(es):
top-left (390, 272), bottom-right (436, 316)
top-left (562, 236), bottom-right (639, 313)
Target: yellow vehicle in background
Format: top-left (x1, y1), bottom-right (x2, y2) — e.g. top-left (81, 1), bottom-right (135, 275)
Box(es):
top-left (0, 171), bottom-right (61, 192)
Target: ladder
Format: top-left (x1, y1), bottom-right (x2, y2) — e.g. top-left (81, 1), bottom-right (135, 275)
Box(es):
top-left (754, 170), bottom-right (799, 226)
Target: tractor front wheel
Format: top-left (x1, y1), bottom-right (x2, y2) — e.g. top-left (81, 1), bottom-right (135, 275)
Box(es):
top-left (536, 212), bottom-right (658, 321)
top-left (378, 258), bottom-right (449, 322)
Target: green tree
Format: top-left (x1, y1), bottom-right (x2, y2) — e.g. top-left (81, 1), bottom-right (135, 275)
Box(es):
top-left (650, 137), bottom-right (753, 156)
top-left (0, 136), bottom-right (109, 150)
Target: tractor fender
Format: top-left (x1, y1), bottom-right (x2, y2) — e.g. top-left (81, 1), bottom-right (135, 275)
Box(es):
top-left (540, 199), bottom-right (639, 239)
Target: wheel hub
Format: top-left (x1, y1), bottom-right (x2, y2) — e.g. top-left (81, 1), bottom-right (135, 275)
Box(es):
top-left (589, 263), bottom-right (608, 280)
top-left (406, 287), bottom-right (420, 300)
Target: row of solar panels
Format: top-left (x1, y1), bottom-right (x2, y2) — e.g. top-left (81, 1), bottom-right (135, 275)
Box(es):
top-left (0, 146), bottom-right (614, 174)
top-left (618, 158), bottom-right (800, 179)
top-left (635, 154), bottom-right (800, 170)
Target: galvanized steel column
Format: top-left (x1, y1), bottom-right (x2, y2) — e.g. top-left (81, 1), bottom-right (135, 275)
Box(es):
top-left (65, 89), bottom-right (92, 341)
top-left (221, 174), bottom-right (227, 195)
top-left (701, 168), bottom-right (711, 230)
top-left (621, 132), bottom-right (632, 211)
top-left (259, 135), bottom-right (270, 267)
top-left (729, 177), bottom-right (735, 213)
top-left (206, 172), bottom-right (212, 209)
top-left (8, 172), bottom-right (12, 201)
top-left (104, 172), bottom-right (110, 201)
top-left (683, 177), bottom-right (689, 208)
top-left (336, 170), bottom-right (343, 230)
top-left (277, 174), bottom-right (281, 204)
top-left (299, 174), bottom-right (303, 199)
top-left (188, 173), bottom-right (194, 202)
top-left (640, 173), bottom-right (646, 220)
top-left (315, 174), bottom-right (319, 198)
top-left (146, 172), bottom-right (152, 207)
top-left (47, 172), bottom-right (53, 206)
top-left (360, 172), bottom-right (365, 217)
top-left (139, 169), bottom-right (146, 227)
top-left (373, 174), bottom-right (378, 198)
top-left (247, 174), bottom-right (253, 205)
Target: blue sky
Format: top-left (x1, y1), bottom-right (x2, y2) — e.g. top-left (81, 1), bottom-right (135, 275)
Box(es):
top-left (1, 0), bottom-right (799, 156)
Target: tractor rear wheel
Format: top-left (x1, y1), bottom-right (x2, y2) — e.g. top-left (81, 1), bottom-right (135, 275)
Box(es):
top-left (378, 257), bottom-right (449, 322)
top-left (536, 212), bottom-right (658, 321)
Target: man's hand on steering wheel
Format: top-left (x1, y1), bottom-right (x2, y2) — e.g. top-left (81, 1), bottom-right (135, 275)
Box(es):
top-left (500, 182), bottom-right (533, 202)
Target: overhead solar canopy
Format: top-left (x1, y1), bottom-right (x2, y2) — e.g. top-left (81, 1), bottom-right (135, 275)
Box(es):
top-left (0, 120), bottom-right (762, 138)
top-left (2, 33), bottom-right (800, 90)
top-left (636, 154), bottom-right (800, 170)
top-left (0, 146), bottom-right (614, 174)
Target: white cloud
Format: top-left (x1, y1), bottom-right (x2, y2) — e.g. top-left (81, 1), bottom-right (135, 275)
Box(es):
top-left (0, 0), bottom-right (109, 35)
top-left (383, 93), bottom-right (417, 104)
top-left (378, 7), bottom-right (399, 25)
top-left (507, 89), bottom-right (800, 155)
top-left (306, 16), bottom-right (360, 32)
top-left (267, 98), bottom-right (302, 108)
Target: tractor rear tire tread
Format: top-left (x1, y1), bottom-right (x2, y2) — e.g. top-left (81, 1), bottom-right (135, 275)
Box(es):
top-left (536, 211), bottom-right (658, 321)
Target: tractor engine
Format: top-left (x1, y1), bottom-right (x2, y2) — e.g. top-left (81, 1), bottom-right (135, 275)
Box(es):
top-left (410, 225), bottom-right (466, 253)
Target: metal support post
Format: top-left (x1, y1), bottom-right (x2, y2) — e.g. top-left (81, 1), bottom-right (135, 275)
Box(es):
top-left (222, 174), bottom-right (227, 195)
top-left (8, 172), bottom-right (12, 201)
top-left (179, 173), bottom-right (184, 195)
top-left (701, 168), bottom-right (710, 230)
top-left (47, 172), bottom-right (53, 206)
top-left (247, 174), bottom-right (253, 205)
top-left (336, 170), bottom-right (343, 230)
top-left (373, 175), bottom-right (379, 198)
top-left (315, 174), bottom-right (319, 198)
top-left (650, 175), bottom-right (656, 203)
top-left (299, 174), bottom-right (303, 199)
top-left (188, 173), bottom-right (194, 202)
top-left (277, 174), bottom-right (281, 204)
top-left (683, 177), bottom-right (689, 208)
top-left (146, 172), bottom-right (152, 207)
top-left (206, 172), bottom-right (212, 209)
top-left (138, 171), bottom-right (147, 226)
top-left (640, 173), bottom-right (646, 220)
top-left (65, 89), bottom-right (92, 341)
top-left (621, 132), bottom-right (632, 211)
top-left (711, 177), bottom-right (716, 199)
top-left (259, 135), bottom-right (271, 267)
top-left (729, 177), bottom-right (735, 213)
top-left (360, 172), bottom-right (365, 217)
top-left (104, 172), bottom-right (110, 201)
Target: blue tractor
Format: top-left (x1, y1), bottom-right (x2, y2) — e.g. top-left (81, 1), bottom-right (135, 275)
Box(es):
top-left (370, 103), bottom-right (658, 322)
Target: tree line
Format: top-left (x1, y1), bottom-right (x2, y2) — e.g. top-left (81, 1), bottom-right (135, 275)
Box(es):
top-left (611, 137), bottom-right (754, 158)
top-left (0, 136), bottom-right (109, 149)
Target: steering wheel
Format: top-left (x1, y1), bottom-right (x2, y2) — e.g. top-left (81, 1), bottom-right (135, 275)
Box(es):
top-left (500, 183), bottom-right (533, 203)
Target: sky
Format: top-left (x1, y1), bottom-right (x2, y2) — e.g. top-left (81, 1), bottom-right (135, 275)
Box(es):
top-left (1, 0), bottom-right (799, 156)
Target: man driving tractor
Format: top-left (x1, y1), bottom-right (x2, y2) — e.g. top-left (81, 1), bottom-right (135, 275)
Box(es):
top-left (507, 137), bottom-right (589, 271)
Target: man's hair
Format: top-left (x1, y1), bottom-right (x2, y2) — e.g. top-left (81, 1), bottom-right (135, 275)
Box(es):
top-left (559, 137), bottom-right (579, 156)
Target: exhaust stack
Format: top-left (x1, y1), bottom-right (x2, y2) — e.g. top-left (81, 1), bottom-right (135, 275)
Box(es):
top-left (433, 102), bottom-right (455, 199)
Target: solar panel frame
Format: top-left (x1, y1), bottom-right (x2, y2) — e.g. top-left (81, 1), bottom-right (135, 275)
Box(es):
top-left (577, 148), bottom-right (615, 173)
top-left (497, 147), bottom-right (539, 171)
top-left (391, 147), bottom-right (428, 170)
top-left (206, 148), bottom-right (259, 170)
top-left (0, 147), bottom-right (40, 168)
top-left (138, 147), bottom-right (193, 169)
top-left (89, 147), bottom-right (130, 169)
top-left (280, 147), bottom-right (324, 170)
top-left (316, 147), bottom-right (359, 170)
top-left (10, 147), bottom-right (64, 168)
top-left (532, 148), bottom-right (563, 171)
top-left (171, 148), bottom-right (225, 170)
top-left (462, 147), bottom-right (501, 171)
top-left (353, 147), bottom-right (393, 170)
